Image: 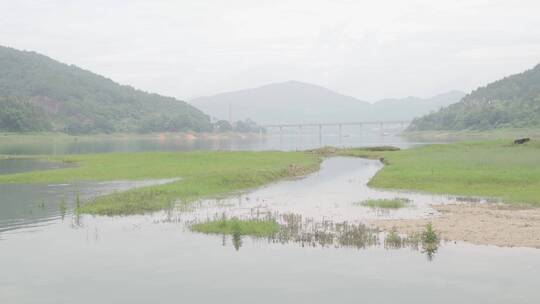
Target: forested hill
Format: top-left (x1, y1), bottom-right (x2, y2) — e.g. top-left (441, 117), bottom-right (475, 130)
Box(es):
top-left (0, 46), bottom-right (211, 134)
top-left (407, 64), bottom-right (540, 131)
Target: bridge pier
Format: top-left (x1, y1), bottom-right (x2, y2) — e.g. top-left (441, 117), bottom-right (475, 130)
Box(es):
top-left (318, 124), bottom-right (322, 145)
top-left (338, 124), bottom-right (342, 146)
top-left (298, 125), bottom-right (303, 149)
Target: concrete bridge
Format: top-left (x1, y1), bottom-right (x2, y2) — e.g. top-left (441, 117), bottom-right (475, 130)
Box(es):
top-left (261, 120), bottom-right (411, 144)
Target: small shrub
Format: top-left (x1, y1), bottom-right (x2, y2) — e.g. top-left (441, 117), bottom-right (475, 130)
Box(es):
top-left (422, 222), bottom-right (438, 244)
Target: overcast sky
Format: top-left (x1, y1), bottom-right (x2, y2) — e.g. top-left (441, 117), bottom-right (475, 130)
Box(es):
top-left (1, 0), bottom-right (540, 102)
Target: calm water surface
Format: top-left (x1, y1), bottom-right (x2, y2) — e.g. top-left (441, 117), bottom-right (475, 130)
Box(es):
top-left (0, 128), bottom-right (436, 155)
top-left (0, 156), bottom-right (538, 303)
top-left (0, 158), bottom-right (75, 175)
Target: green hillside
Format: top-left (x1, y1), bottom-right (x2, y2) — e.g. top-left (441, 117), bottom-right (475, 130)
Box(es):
top-left (0, 46), bottom-right (211, 134)
top-left (407, 64), bottom-right (540, 131)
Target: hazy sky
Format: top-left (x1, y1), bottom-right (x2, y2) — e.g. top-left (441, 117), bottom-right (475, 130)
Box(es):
top-left (1, 0), bottom-right (540, 102)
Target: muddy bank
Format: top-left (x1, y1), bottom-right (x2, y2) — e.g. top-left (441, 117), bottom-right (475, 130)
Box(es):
top-left (369, 203), bottom-right (540, 248)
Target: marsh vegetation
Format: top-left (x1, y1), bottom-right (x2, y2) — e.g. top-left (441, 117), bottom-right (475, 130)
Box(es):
top-left (190, 211), bottom-right (440, 260)
top-left (191, 215), bottom-right (280, 237)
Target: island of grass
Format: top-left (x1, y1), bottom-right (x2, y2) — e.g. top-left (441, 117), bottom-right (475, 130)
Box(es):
top-left (358, 198), bottom-right (410, 209)
top-left (340, 140), bottom-right (540, 206)
top-left (0, 151), bottom-right (321, 215)
top-left (191, 217), bottom-right (280, 237)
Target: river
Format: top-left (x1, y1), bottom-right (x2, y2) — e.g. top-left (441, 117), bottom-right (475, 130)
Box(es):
top-left (0, 147), bottom-right (538, 303)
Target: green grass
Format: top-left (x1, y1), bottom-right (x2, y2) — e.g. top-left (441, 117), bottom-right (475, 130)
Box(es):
top-left (358, 198), bottom-right (410, 209)
top-left (404, 128), bottom-right (540, 142)
top-left (0, 151), bottom-right (320, 215)
top-left (341, 140), bottom-right (540, 205)
top-left (191, 217), bottom-right (280, 237)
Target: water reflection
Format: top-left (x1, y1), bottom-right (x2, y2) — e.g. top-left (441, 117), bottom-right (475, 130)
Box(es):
top-left (232, 230), bottom-right (243, 251)
top-left (0, 178), bottom-right (179, 234)
top-left (423, 243), bottom-right (439, 262)
top-left (0, 158), bottom-right (75, 175)
top-left (0, 130), bottom-right (438, 155)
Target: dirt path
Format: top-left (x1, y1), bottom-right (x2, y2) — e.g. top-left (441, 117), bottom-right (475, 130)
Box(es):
top-left (369, 203), bottom-right (540, 248)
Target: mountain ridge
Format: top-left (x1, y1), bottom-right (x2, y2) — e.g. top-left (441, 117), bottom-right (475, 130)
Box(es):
top-left (0, 45), bottom-right (211, 134)
top-left (407, 64), bottom-right (540, 131)
top-left (190, 82), bottom-right (465, 124)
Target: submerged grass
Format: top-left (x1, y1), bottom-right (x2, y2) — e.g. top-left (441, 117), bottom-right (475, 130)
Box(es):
top-left (358, 198), bottom-right (410, 209)
top-left (0, 151), bottom-right (320, 215)
top-left (191, 217), bottom-right (280, 237)
top-left (340, 140), bottom-right (540, 206)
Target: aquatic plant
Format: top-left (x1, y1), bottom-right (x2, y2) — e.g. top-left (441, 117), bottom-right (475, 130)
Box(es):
top-left (421, 223), bottom-right (438, 244)
top-left (384, 227), bottom-right (403, 249)
top-left (188, 210), bottom-right (442, 259)
top-left (420, 223), bottom-right (440, 261)
top-left (271, 214), bottom-right (380, 249)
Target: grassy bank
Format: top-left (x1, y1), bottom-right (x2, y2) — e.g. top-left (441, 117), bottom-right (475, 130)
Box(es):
top-left (0, 151), bottom-right (320, 215)
top-left (341, 140), bottom-right (540, 205)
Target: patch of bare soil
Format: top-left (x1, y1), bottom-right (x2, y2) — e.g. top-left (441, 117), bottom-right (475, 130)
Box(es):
top-left (369, 203), bottom-right (540, 248)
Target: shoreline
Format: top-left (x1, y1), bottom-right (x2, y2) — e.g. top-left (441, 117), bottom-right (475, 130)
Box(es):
top-left (369, 203), bottom-right (540, 249)
top-left (335, 142), bottom-right (540, 249)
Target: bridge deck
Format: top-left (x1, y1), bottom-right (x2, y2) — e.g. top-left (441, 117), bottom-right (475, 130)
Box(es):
top-left (262, 121), bottom-right (410, 128)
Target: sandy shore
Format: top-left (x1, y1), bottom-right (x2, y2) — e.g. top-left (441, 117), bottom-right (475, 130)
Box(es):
top-left (369, 203), bottom-right (540, 248)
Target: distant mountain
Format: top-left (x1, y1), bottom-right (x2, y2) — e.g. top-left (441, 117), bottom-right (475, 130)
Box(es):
top-left (190, 81), bottom-right (464, 124)
top-left (407, 64), bottom-right (540, 131)
top-left (0, 46), bottom-right (211, 134)
top-left (190, 81), bottom-right (370, 124)
top-left (371, 90), bottom-right (466, 121)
